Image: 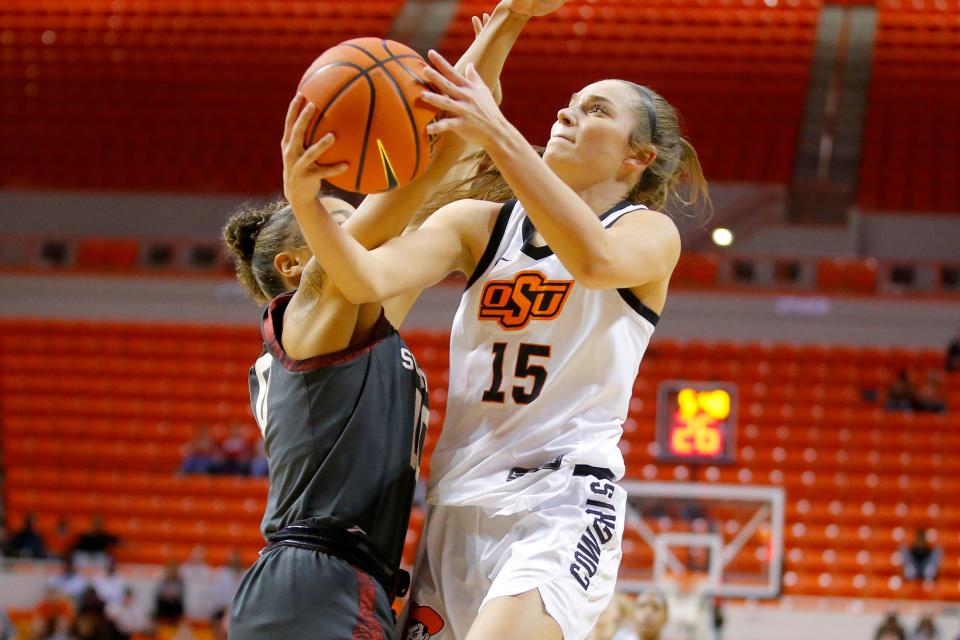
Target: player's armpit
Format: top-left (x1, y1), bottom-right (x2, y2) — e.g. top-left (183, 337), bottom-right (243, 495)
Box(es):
top-left (382, 289), bottom-right (423, 329)
top-left (577, 210), bottom-right (681, 290)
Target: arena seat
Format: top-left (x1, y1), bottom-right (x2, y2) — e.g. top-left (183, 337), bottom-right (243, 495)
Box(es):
top-left (0, 0), bottom-right (406, 194)
top-left (437, 0), bottom-right (820, 184)
top-left (2, 318), bottom-right (957, 600)
top-left (858, 0), bottom-right (960, 212)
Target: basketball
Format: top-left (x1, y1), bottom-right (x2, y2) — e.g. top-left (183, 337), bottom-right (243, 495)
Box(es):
top-left (297, 38), bottom-right (442, 195)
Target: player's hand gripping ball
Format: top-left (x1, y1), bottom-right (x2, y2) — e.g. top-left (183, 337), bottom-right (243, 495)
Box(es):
top-left (297, 38), bottom-right (443, 194)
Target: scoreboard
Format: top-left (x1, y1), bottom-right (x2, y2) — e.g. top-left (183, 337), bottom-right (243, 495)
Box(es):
top-left (655, 380), bottom-right (738, 464)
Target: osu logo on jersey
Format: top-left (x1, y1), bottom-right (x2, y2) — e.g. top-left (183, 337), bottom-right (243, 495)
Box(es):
top-left (405, 603), bottom-right (444, 640)
top-left (478, 270), bottom-right (573, 331)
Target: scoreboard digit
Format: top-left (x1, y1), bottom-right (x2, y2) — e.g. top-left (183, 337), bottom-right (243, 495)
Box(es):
top-left (655, 381), bottom-right (738, 464)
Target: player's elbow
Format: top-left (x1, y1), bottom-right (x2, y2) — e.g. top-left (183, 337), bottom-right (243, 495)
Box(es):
top-left (575, 255), bottom-right (617, 289)
top-left (339, 275), bottom-right (386, 305)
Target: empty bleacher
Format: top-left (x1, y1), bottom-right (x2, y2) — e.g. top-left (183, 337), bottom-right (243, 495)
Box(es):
top-left (0, 0), bottom-right (821, 193)
top-left (2, 317), bottom-right (958, 601)
top-left (858, 0), bottom-right (960, 212)
top-left (439, 0), bottom-right (821, 183)
top-left (0, 0), bottom-right (404, 194)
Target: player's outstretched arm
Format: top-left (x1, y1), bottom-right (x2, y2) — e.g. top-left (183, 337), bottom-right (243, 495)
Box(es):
top-left (419, 52), bottom-right (682, 290)
top-left (335, 1), bottom-right (549, 252)
top-left (284, 103), bottom-right (503, 304)
top-left (289, 187), bottom-right (496, 305)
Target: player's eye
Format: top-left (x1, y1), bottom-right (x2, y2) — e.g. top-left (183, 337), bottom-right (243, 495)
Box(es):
top-left (588, 103), bottom-right (607, 115)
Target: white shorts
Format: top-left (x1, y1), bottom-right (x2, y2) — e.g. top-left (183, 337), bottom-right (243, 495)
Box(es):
top-left (402, 473), bottom-right (626, 640)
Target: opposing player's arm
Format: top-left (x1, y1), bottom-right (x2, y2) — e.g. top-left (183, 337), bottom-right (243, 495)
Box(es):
top-left (334, 2), bottom-right (532, 251)
top-left (290, 197), bottom-right (499, 304)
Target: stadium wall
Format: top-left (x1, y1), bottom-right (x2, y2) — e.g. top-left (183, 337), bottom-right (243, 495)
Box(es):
top-left (2, 275), bottom-right (957, 348)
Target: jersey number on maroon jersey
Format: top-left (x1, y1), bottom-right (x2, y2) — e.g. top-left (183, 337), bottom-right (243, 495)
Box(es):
top-left (402, 347), bottom-right (430, 479)
top-left (481, 342), bottom-right (551, 405)
top-left (253, 352), bottom-right (273, 436)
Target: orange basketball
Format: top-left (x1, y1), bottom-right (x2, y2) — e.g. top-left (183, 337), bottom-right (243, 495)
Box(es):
top-left (297, 38), bottom-right (442, 195)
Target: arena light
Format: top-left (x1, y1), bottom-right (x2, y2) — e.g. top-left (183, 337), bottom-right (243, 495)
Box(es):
top-left (712, 228), bottom-right (734, 247)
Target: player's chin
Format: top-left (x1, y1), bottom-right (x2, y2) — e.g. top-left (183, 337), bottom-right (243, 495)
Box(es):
top-left (542, 144), bottom-right (571, 169)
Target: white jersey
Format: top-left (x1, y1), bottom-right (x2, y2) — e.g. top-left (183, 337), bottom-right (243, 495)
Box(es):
top-left (427, 199), bottom-right (659, 514)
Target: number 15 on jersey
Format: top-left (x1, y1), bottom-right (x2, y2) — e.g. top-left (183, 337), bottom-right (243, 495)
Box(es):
top-left (482, 342), bottom-right (552, 405)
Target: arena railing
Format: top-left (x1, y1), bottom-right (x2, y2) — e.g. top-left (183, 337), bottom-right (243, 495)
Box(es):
top-left (0, 233), bottom-right (958, 297)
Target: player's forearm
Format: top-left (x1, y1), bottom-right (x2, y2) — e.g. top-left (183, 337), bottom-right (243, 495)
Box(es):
top-left (289, 196), bottom-right (390, 304)
top-left (455, 3), bottom-right (529, 88)
top-left (485, 123), bottom-right (615, 284)
top-left (345, 5), bottom-right (528, 249)
top-left (343, 132), bottom-right (466, 249)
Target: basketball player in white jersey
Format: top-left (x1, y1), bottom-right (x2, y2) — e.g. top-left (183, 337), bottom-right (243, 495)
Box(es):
top-left (281, 5), bottom-right (710, 635)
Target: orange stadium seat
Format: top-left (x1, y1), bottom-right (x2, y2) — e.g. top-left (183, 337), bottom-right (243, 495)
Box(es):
top-left (0, 0), bottom-right (406, 193)
top-left (858, 0), bottom-right (960, 212)
top-left (3, 317), bottom-right (959, 596)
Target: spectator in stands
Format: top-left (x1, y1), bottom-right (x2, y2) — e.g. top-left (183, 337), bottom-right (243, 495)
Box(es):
top-left (93, 557), bottom-right (126, 606)
top-left (49, 516), bottom-right (73, 559)
top-left (903, 528), bottom-right (942, 582)
top-left (210, 550), bottom-right (245, 614)
top-left (180, 545), bottom-right (210, 584)
top-left (915, 371), bottom-right (947, 413)
top-left (71, 612), bottom-right (123, 640)
top-left (633, 590), bottom-right (669, 640)
top-left (249, 439), bottom-right (268, 477)
top-left (0, 609), bottom-right (12, 640)
top-left (4, 512), bottom-right (47, 558)
top-left (72, 585), bottom-right (124, 639)
top-left (76, 587), bottom-right (106, 616)
top-left (911, 615), bottom-right (940, 640)
top-left (47, 555), bottom-right (89, 603)
top-left (179, 426), bottom-right (223, 475)
top-left (210, 607), bottom-right (228, 640)
top-left (220, 423), bottom-right (253, 475)
top-left (106, 586), bottom-right (151, 639)
top-left (50, 616), bottom-right (73, 640)
top-left (180, 546), bottom-right (213, 618)
top-left (32, 585), bottom-right (74, 639)
top-left (946, 330), bottom-right (960, 372)
top-left (154, 560), bottom-right (186, 626)
top-left (588, 594), bottom-right (625, 640)
top-left (711, 599), bottom-right (725, 640)
top-left (886, 369), bottom-right (919, 411)
top-left (169, 620), bottom-right (198, 640)
top-left (72, 515), bottom-right (120, 560)
top-left (876, 612), bottom-right (906, 640)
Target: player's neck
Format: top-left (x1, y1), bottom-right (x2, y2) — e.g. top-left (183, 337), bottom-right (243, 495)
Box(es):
top-left (573, 178), bottom-right (633, 216)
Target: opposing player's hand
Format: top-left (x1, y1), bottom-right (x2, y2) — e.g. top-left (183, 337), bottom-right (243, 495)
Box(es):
top-left (420, 51), bottom-right (507, 150)
top-left (281, 94), bottom-right (349, 206)
top-left (471, 13), bottom-right (503, 105)
top-left (501, 0), bottom-right (568, 17)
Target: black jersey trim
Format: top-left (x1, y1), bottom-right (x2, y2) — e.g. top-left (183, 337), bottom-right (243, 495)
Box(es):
top-left (616, 286), bottom-right (660, 326)
top-left (262, 293), bottom-right (394, 372)
top-left (572, 464), bottom-right (615, 481)
top-left (520, 199), bottom-right (636, 260)
top-left (606, 203), bottom-right (661, 327)
top-left (465, 200), bottom-right (515, 290)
